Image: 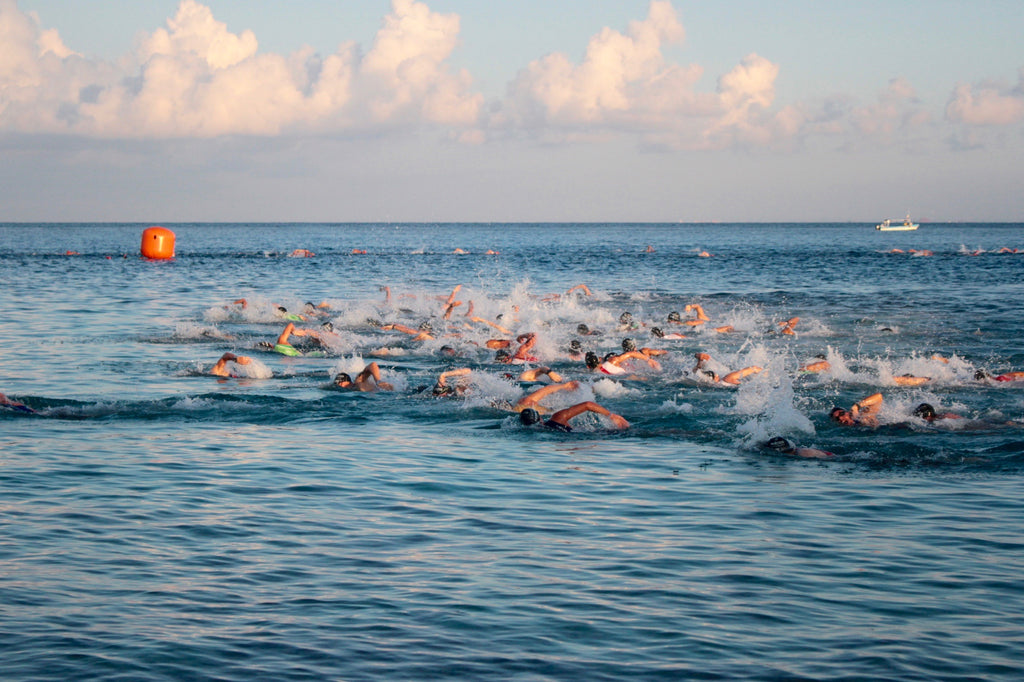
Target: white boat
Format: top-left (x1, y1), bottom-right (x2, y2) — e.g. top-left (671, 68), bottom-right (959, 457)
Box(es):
top-left (876, 213), bottom-right (919, 231)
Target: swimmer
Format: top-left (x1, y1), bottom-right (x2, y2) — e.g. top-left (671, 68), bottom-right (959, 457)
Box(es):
top-left (518, 367), bottom-right (564, 383)
top-left (514, 380), bottom-right (581, 413)
top-left (617, 312), bottom-right (641, 331)
top-left (800, 357), bottom-right (831, 373)
top-left (519, 401), bottom-right (629, 431)
top-left (651, 327), bottom-right (686, 341)
top-left (778, 317), bottom-right (799, 335)
top-left (576, 323), bottom-right (602, 336)
top-left (463, 301), bottom-right (513, 335)
top-left (495, 333), bottom-right (538, 364)
top-left (893, 374), bottom-right (931, 387)
top-left (692, 352), bottom-right (762, 385)
top-left (271, 322), bottom-right (316, 355)
top-left (289, 249), bottom-right (315, 258)
top-left (566, 339), bottom-right (585, 360)
top-left (432, 367), bottom-right (472, 397)
top-left (210, 352), bottom-right (257, 378)
top-left (275, 306), bottom-right (305, 322)
top-left (333, 362), bottom-right (393, 392)
top-left (830, 392), bottom-right (883, 426)
top-left (0, 392), bottom-right (35, 413)
top-left (912, 403), bottom-right (961, 422)
top-left (762, 437), bottom-right (833, 459)
top-left (381, 322), bottom-right (434, 342)
top-left (598, 349), bottom-right (662, 375)
top-left (976, 369), bottom-right (1024, 383)
top-left (683, 304), bottom-right (711, 326)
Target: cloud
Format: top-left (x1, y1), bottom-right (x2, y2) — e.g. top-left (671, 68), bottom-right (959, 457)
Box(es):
top-left (0, 0), bottom-right (482, 138)
top-left (945, 69), bottom-right (1024, 126)
top-left (502, 1), bottom-right (796, 150)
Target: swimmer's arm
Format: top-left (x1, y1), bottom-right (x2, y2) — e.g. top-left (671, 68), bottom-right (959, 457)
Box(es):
top-left (516, 381), bottom-right (579, 409)
top-left (852, 393), bottom-right (883, 416)
top-left (437, 368), bottom-right (472, 386)
top-left (446, 285), bottom-right (462, 305)
top-left (721, 366), bottom-right (763, 385)
top-left (640, 347), bottom-right (668, 357)
top-left (566, 284), bottom-right (592, 296)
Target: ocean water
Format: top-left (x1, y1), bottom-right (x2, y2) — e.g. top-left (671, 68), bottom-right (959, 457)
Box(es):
top-left (1, 222), bottom-right (1023, 680)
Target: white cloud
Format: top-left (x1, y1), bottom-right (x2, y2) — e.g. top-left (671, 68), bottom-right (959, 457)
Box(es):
top-left (0, 0), bottom-right (482, 138)
top-left (945, 69), bottom-right (1024, 126)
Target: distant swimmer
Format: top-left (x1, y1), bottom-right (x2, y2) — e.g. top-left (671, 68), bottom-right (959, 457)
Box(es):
top-left (519, 401), bottom-right (629, 431)
top-left (0, 392), bottom-right (35, 413)
top-left (453, 248), bottom-right (469, 254)
top-left (692, 352), bottom-right (762, 385)
top-left (912, 403), bottom-right (962, 422)
top-left (617, 312), bottom-right (641, 331)
top-left (495, 333), bottom-right (539, 364)
top-left (541, 284), bottom-right (592, 302)
top-left (893, 374), bottom-right (931, 387)
top-left (576, 323), bottom-right (602, 336)
top-left (799, 357), bottom-right (831, 373)
top-left (683, 304), bottom-right (710, 326)
top-left (289, 249), bottom-right (315, 258)
top-left (598, 349), bottom-right (662, 375)
top-left (210, 352), bottom-right (259, 378)
top-left (976, 369), bottom-right (1024, 383)
top-left (830, 392), bottom-right (883, 426)
top-left (651, 327), bottom-right (686, 340)
top-left (270, 322), bottom-right (317, 356)
top-left (381, 322), bottom-right (434, 342)
top-left (762, 437), bottom-right (833, 459)
top-left (778, 317), bottom-right (799, 335)
top-left (514, 380), bottom-right (581, 413)
top-left (431, 368), bottom-right (472, 397)
top-left (517, 367), bottom-right (564, 383)
top-left (463, 301), bottom-right (513, 335)
top-left (333, 362), bottom-right (393, 392)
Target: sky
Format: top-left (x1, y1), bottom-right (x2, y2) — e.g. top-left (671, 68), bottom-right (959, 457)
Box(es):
top-left (1, 0), bottom-right (1023, 222)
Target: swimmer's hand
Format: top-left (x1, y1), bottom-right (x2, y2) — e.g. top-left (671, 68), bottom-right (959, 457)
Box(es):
top-left (609, 413), bottom-right (630, 429)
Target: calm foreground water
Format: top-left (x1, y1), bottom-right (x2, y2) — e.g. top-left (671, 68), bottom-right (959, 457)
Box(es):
top-left (2, 222), bottom-right (1023, 680)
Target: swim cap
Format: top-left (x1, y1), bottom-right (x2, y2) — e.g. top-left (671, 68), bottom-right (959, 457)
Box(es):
top-left (366, 317), bottom-right (382, 327)
top-left (829, 407), bottom-right (845, 420)
top-left (604, 351), bottom-right (619, 362)
top-left (577, 323), bottom-right (590, 335)
top-left (913, 403), bottom-right (936, 420)
top-left (439, 345), bottom-right (456, 356)
top-left (622, 338), bottom-right (637, 352)
top-left (495, 349), bottom-right (512, 363)
top-left (667, 311), bottom-right (682, 322)
top-left (569, 340), bottom-right (582, 352)
top-left (619, 312), bottom-right (634, 325)
top-left (765, 437), bottom-right (794, 452)
top-left (321, 321), bottom-right (334, 332)
top-left (418, 321), bottom-right (433, 333)
top-left (585, 351), bottom-right (600, 369)
top-left (432, 383), bottom-right (454, 396)
top-left (520, 408), bottom-right (542, 426)
top-left (277, 306), bottom-right (288, 313)
top-left (651, 327), bottom-right (664, 338)
top-left (974, 370), bottom-right (991, 381)
top-left (334, 372), bottom-right (352, 385)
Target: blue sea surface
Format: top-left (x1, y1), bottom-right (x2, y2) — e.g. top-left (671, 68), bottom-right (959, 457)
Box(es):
top-left (1, 222), bottom-right (1023, 680)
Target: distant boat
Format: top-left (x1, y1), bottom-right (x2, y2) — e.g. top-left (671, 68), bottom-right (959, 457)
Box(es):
top-left (876, 213), bottom-right (919, 231)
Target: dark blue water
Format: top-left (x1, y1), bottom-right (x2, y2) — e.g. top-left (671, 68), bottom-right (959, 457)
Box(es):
top-left (2, 223), bottom-right (1023, 680)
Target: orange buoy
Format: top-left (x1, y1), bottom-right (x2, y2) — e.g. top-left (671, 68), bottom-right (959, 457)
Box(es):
top-left (141, 226), bottom-right (175, 259)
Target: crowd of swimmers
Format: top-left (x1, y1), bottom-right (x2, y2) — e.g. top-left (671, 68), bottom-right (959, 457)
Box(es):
top-left (6, 282), bottom-right (1023, 455)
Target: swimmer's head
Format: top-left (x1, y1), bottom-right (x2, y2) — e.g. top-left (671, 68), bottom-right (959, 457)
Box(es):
top-left (604, 351), bottom-right (619, 363)
top-left (651, 327), bottom-right (665, 338)
top-left (622, 338), bottom-right (637, 352)
top-left (585, 351), bottom-right (600, 369)
top-left (667, 311), bottom-right (682, 322)
top-left (304, 301), bottom-right (316, 311)
top-left (439, 345), bottom-right (456, 357)
top-left (432, 383), bottom-right (454, 397)
top-left (277, 306), bottom-right (288, 313)
top-left (577, 323), bottom-right (590, 335)
top-left (418, 321), bottom-right (433, 333)
top-left (334, 372), bottom-right (352, 386)
top-left (913, 403), bottom-right (936, 421)
top-left (495, 349), bottom-right (512, 364)
top-left (321, 321), bottom-right (334, 332)
top-left (366, 317), bottom-right (382, 328)
top-left (765, 437), bottom-right (795, 453)
top-left (569, 339), bottom-right (583, 353)
top-left (830, 407), bottom-right (854, 425)
top-left (519, 408), bottom-right (542, 426)
top-left (619, 312), bottom-right (634, 326)
top-left (255, 341), bottom-right (274, 350)
top-left (701, 370), bottom-right (718, 381)
top-left (974, 369), bottom-right (992, 381)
